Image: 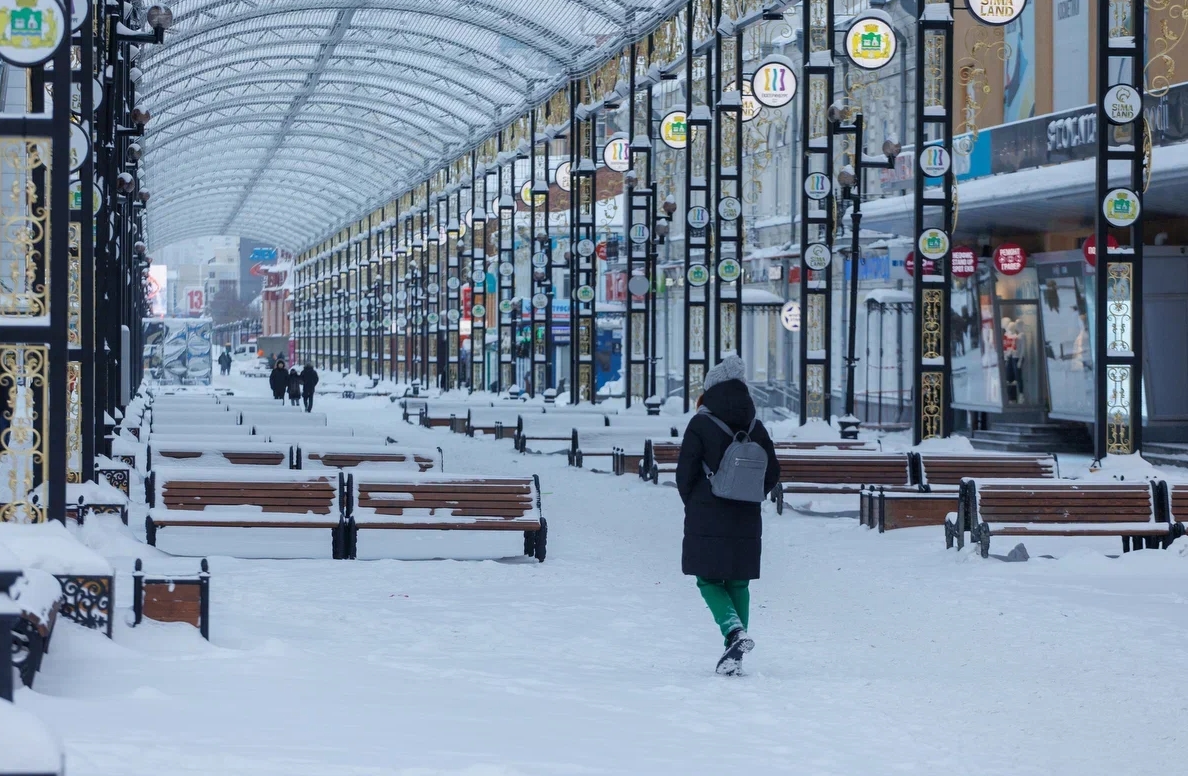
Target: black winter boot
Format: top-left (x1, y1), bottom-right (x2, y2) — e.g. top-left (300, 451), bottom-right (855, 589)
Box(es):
top-left (715, 628), bottom-right (754, 676)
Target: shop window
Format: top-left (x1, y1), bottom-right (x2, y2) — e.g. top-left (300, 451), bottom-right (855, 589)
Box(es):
top-left (1037, 259), bottom-right (1095, 420)
top-left (950, 262), bottom-right (1003, 410)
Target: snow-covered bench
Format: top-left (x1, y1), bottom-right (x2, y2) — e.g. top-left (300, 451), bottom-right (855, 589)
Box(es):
top-left (145, 469), bottom-right (352, 559)
top-left (132, 558), bottom-right (211, 640)
top-left (347, 474), bottom-right (546, 561)
top-left (946, 479), bottom-right (1185, 557)
top-left (147, 424), bottom-right (255, 441)
top-left (253, 425), bottom-right (356, 440)
top-left (65, 481), bottom-right (130, 526)
top-left (569, 425), bottom-right (679, 469)
top-left (465, 407), bottom-right (531, 438)
top-left (0, 697), bottom-right (64, 774)
top-left (771, 451), bottom-right (914, 514)
top-left (3, 566), bottom-right (61, 690)
top-left (299, 444), bottom-right (442, 471)
top-left (148, 441), bottom-right (295, 470)
top-left (150, 409), bottom-right (242, 430)
top-left (242, 410), bottom-right (328, 428)
top-left (636, 439), bottom-right (875, 484)
top-left (514, 413), bottom-right (610, 453)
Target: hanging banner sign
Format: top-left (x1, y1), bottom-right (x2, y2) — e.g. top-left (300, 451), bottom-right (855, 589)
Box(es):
top-left (968, 0), bottom-right (1028, 25)
top-left (751, 57), bottom-right (797, 107)
top-left (845, 12), bottom-right (897, 71)
top-left (993, 242), bottom-right (1028, 274)
top-left (951, 245), bottom-right (978, 278)
top-left (603, 136), bottom-right (630, 172)
top-left (660, 110), bottom-right (688, 149)
top-left (554, 161), bottom-right (571, 192)
top-left (918, 228), bottom-right (950, 261)
top-left (0, 0), bottom-right (67, 67)
top-left (803, 243), bottom-right (831, 270)
top-left (1082, 234), bottom-right (1119, 267)
top-left (1103, 187), bottom-right (1141, 226)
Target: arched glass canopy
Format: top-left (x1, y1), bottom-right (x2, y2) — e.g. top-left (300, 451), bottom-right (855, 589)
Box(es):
top-left (141, 0), bottom-right (686, 249)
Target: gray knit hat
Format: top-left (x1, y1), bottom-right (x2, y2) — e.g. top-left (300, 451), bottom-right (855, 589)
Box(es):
top-left (702, 354), bottom-right (747, 393)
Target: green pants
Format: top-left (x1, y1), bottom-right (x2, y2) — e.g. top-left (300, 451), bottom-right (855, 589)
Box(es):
top-left (696, 577), bottom-right (750, 645)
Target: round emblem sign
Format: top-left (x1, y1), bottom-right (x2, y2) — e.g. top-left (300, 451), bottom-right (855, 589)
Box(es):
top-left (531, 293), bottom-right (549, 309)
top-left (967, 0), bottom-right (1028, 26)
top-left (446, 277), bottom-right (460, 290)
top-left (741, 82), bottom-right (761, 123)
top-left (427, 282), bottom-right (440, 294)
top-left (471, 269), bottom-right (485, 284)
top-left (751, 57), bottom-right (797, 107)
top-left (803, 243), bottom-right (831, 271)
top-left (396, 316), bottom-right (408, 328)
top-left (629, 223), bottom-right (650, 244)
top-left (72, 0), bottom-right (89, 32)
top-left (904, 251), bottom-right (936, 277)
top-left (498, 262), bottom-right (514, 277)
top-left (470, 304), bottom-right (486, 319)
top-left (845, 13), bottom-right (897, 71)
top-left (718, 196), bottom-right (742, 221)
top-left (396, 290), bottom-right (407, 302)
top-left (69, 121), bottom-right (89, 173)
top-left (382, 292), bottom-right (393, 303)
top-left (520, 180), bottom-right (544, 208)
top-left (575, 285), bottom-right (596, 303)
top-left (498, 299), bottom-right (514, 314)
top-left (603, 136), bottom-right (630, 172)
top-left (804, 172), bottom-right (831, 200)
top-left (1082, 234), bottom-right (1120, 267)
top-left (660, 110), bottom-right (688, 149)
top-left (780, 301), bottom-right (800, 332)
top-left (0, 0), bottom-right (66, 67)
top-left (414, 314), bottom-right (424, 325)
top-left (427, 312), bottom-right (440, 325)
top-left (554, 161), bottom-right (572, 192)
top-left (687, 264), bottom-right (710, 286)
top-left (717, 259), bottom-right (742, 282)
top-left (577, 238), bottom-right (596, 257)
top-left (447, 309), bottom-right (460, 323)
top-left (993, 242), bottom-right (1027, 275)
top-left (687, 206), bottom-right (711, 230)
top-left (919, 145), bottom-right (951, 178)
top-left (627, 275), bottom-right (651, 297)
top-left (951, 245), bottom-right (978, 278)
top-left (531, 252), bottom-right (549, 269)
top-left (918, 228), bottom-right (950, 261)
top-left (1103, 187), bottom-right (1141, 226)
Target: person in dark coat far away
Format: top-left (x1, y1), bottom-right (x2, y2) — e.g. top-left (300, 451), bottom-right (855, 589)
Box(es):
top-left (300, 363), bottom-right (319, 412)
top-left (676, 354), bottom-right (779, 676)
top-left (287, 368), bottom-right (302, 406)
top-left (269, 359), bottom-right (288, 401)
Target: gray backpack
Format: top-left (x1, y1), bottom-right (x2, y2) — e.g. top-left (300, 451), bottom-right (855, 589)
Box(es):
top-left (699, 408), bottom-right (770, 503)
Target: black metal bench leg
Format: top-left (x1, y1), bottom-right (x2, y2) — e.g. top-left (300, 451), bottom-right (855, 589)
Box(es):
top-left (523, 530), bottom-right (535, 556)
top-left (1122, 536), bottom-right (1130, 553)
top-left (145, 517), bottom-right (157, 547)
top-left (533, 518), bottom-right (548, 562)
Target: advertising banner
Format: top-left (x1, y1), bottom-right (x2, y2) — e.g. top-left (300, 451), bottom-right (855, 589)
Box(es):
top-left (1003, 3), bottom-right (1037, 122)
top-left (1052, 0), bottom-right (1090, 111)
top-left (147, 265), bottom-right (168, 316)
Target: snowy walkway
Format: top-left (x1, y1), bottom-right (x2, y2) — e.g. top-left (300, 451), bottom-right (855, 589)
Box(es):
top-left (14, 374), bottom-right (1188, 775)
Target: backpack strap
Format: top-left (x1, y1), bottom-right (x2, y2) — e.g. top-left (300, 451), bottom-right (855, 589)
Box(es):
top-left (697, 407), bottom-right (736, 438)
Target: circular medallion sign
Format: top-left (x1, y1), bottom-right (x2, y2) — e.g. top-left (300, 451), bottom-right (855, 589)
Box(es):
top-left (575, 285), bottom-right (596, 303)
top-left (804, 172), bottom-right (831, 200)
top-left (629, 223), bottom-right (650, 244)
top-left (968, 0), bottom-right (1028, 26)
top-left (603, 137), bottom-right (630, 172)
top-left (918, 229), bottom-right (950, 261)
top-left (498, 262), bottom-right (514, 277)
top-left (780, 301), bottom-right (800, 332)
top-left (447, 309), bottom-right (460, 323)
top-left (554, 161), bottom-right (572, 192)
top-left (427, 312), bottom-right (439, 325)
top-left (382, 292), bottom-right (393, 303)
top-left (396, 290), bottom-right (407, 302)
top-left (951, 245), bottom-right (978, 278)
top-left (904, 251), bottom-right (936, 277)
top-left (717, 259), bottom-right (742, 282)
top-left (520, 180), bottom-right (544, 208)
top-left (718, 196), bottom-right (742, 221)
top-left (993, 242), bottom-right (1027, 275)
top-left (845, 13), bottom-right (897, 70)
top-left (531, 293), bottom-right (548, 309)
top-left (577, 238), bottom-right (596, 257)
top-left (414, 314), bottom-right (424, 325)
top-left (1103, 187), bottom-right (1141, 226)
top-left (919, 145), bottom-right (951, 178)
top-left (471, 269), bottom-right (486, 284)
top-left (427, 282), bottom-right (440, 294)
top-left (0, 0), bottom-right (67, 67)
top-left (803, 243), bottom-right (831, 271)
top-left (470, 304), bottom-right (485, 318)
top-left (687, 264), bottom-right (710, 286)
top-left (71, 0), bottom-right (88, 32)
top-left (446, 277), bottom-right (460, 290)
top-left (69, 121), bottom-right (89, 173)
top-left (1104, 84), bottom-right (1143, 125)
top-left (687, 206), bottom-right (711, 230)
top-left (741, 82), bottom-right (761, 122)
top-left (396, 316), bottom-right (408, 328)
top-left (498, 299), bottom-right (514, 314)
top-left (1082, 234), bottom-right (1120, 267)
top-left (660, 110), bottom-right (688, 149)
top-left (627, 275), bottom-right (651, 296)
top-left (532, 252), bottom-right (549, 269)
top-left (751, 58), bottom-right (797, 107)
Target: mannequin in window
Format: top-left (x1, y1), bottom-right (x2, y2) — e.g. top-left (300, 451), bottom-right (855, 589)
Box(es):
top-left (1002, 317), bottom-right (1024, 403)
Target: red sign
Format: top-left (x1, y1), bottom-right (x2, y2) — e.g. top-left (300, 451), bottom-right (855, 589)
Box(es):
top-left (249, 262), bottom-right (274, 277)
top-left (595, 241), bottom-right (608, 261)
top-left (185, 287), bottom-right (205, 315)
top-left (1082, 234), bottom-right (1119, 267)
top-left (904, 251), bottom-right (935, 277)
top-left (460, 285), bottom-right (472, 318)
top-left (951, 245), bottom-right (978, 278)
top-left (604, 271), bottom-right (627, 302)
top-left (993, 243), bottom-right (1027, 275)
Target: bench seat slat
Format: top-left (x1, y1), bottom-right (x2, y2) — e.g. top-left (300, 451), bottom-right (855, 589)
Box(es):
top-left (988, 523), bottom-right (1171, 536)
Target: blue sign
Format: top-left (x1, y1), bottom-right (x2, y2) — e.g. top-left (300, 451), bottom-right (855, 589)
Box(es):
top-left (250, 247), bottom-right (278, 263)
top-left (843, 255), bottom-right (891, 281)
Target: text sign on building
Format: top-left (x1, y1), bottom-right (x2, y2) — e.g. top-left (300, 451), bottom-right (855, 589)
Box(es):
top-left (185, 287), bottom-right (205, 316)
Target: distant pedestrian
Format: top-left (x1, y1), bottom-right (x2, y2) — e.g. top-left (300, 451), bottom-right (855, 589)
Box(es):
top-left (676, 355), bottom-right (779, 676)
top-left (269, 359), bottom-right (288, 401)
top-left (218, 348), bottom-right (232, 376)
top-left (300, 363), bottom-right (319, 412)
top-left (287, 368), bottom-right (302, 406)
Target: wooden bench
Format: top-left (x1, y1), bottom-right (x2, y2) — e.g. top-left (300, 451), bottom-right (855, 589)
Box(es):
top-left (515, 413), bottom-right (610, 453)
top-left (569, 425), bottom-right (679, 468)
top-left (860, 488), bottom-right (957, 531)
top-left (147, 442), bottom-right (294, 469)
top-left (916, 452), bottom-right (1058, 489)
top-left (638, 440), bottom-right (876, 485)
top-left (465, 407), bottom-right (526, 439)
top-left (5, 568), bottom-right (61, 689)
top-left (773, 452), bottom-right (913, 514)
top-left (299, 445), bottom-right (443, 471)
top-left (145, 470), bottom-right (353, 559)
top-left (419, 407), bottom-right (460, 430)
top-left (147, 424), bottom-right (255, 439)
top-left (132, 558), bottom-right (211, 640)
top-left (946, 479), bottom-right (1185, 557)
top-left (348, 474), bottom-right (547, 561)
top-left (242, 410), bottom-right (328, 428)
top-left (150, 410), bottom-right (241, 430)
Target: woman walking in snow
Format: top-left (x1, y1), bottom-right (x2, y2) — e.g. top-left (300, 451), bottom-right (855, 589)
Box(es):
top-left (676, 355), bottom-right (779, 675)
top-left (287, 368), bottom-right (302, 406)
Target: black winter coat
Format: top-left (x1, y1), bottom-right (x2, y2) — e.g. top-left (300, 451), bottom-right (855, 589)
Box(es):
top-left (269, 366), bottom-right (289, 398)
top-left (287, 370), bottom-right (302, 399)
top-left (300, 365), bottom-right (319, 394)
top-left (676, 379), bottom-right (780, 580)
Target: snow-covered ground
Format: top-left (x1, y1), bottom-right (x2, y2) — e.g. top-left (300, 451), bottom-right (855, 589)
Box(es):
top-left (9, 369), bottom-right (1188, 775)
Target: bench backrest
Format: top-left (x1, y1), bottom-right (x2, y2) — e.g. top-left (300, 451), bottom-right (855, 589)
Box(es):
top-left (519, 413), bottom-right (610, 435)
top-left (967, 479), bottom-right (1157, 524)
top-left (148, 442), bottom-right (293, 469)
top-left (242, 411), bottom-right (328, 428)
top-left (148, 469), bottom-right (342, 515)
top-left (353, 475), bottom-right (540, 519)
top-left (776, 452), bottom-right (912, 485)
top-left (252, 425), bottom-right (354, 438)
top-left (151, 410), bottom-right (241, 428)
top-left (918, 453), bottom-right (1057, 487)
top-left (1169, 483), bottom-right (1188, 523)
top-left (300, 445), bottom-right (442, 471)
top-left (146, 425), bottom-right (255, 439)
